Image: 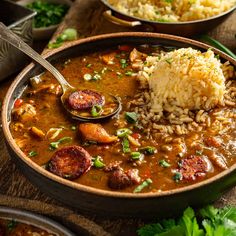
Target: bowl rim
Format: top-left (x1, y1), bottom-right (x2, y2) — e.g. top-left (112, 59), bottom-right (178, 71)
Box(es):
top-left (0, 206), bottom-right (75, 235)
top-left (2, 32), bottom-right (236, 199)
top-left (100, 0), bottom-right (236, 25)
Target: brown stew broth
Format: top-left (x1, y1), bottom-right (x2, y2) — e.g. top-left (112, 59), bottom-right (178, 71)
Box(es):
top-left (0, 218), bottom-right (57, 235)
top-left (10, 46), bottom-right (236, 193)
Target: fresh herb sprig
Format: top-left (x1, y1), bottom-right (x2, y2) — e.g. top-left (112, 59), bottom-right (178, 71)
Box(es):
top-left (137, 205), bottom-right (236, 236)
top-left (48, 28), bottom-right (77, 48)
top-left (198, 35), bottom-right (236, 59)
top-left (27, 0), bottom-right (69, 28)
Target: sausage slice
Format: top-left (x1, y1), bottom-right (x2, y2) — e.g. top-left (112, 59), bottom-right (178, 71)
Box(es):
top-left (68, 89), bottom-right (105, 110)
top-left (48, 146), bottom-right (92, 180)
top-left (108, 168), bottom-right (140, 190)
top-left (178, 155), bottom-right (208, 181)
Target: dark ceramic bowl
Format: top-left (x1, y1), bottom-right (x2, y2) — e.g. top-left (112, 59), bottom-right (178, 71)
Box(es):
top-left (101, 0), bottom-right (236, 36)
top-left (0, 206), bottom-right (75, 235)
top-left (2, 33), bottom-right (236, 219)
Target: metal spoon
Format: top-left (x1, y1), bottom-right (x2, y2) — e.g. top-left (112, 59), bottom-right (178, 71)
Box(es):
top-left (0, 22), bottom-right (121, 121)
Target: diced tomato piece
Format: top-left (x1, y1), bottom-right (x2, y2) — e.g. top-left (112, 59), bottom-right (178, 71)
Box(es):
top-left (14, 98), bottom-right (23, 108)
top-left (131, 133), bottom-right (141, 139)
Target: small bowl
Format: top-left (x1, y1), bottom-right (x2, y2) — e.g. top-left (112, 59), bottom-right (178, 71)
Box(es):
top-left (18, 0), bottom-right (72, 41)
top-left (0, 206), bottom-right (75, 235)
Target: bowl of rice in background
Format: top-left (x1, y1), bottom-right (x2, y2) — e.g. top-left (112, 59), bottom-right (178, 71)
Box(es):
top-left (101, 0), bottom-right (236, 36)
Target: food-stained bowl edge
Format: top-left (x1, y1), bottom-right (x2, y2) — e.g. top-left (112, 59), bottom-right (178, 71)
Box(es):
top-left (0, 206), bottom-right (75, 235)
top-left (2, 32), bottom-right (236, 200)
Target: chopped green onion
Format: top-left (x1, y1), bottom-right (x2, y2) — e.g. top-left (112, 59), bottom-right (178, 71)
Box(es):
top-left (196, 150), bottom-right (203, 155)
top-left (62, 28), bottom-right (77, 41)
top-left (26, 1), bottom-right (69, 28)
top-left (92, 74), bottom-right (101, 81)
top-left (83, 140), bottom-right (97, 146)
top-left (159, 159), bottom-right (170, 168)
top-left (50, 137), bottom-right (72, 150)
top-left (28, 150), bottom-right (38, 157)
top-left (83, 73), bottom-right (92, 81)
top-left (198, 35), bottom-right (236, 59)
top-left (86, 63), bottom-right (92, 68)
top-left (173, 172), bottom-right (182, 182)
top-left (116, 71), bottom-right (123, 79)
top-left (139, 146), bottom-right (157, 155)
top-left (165, 58), bottom-right (173, 64)
top-left (71, 125), bottom-right (77, 131)
top-left (116, 128), bottom-right (132, 138)
top-left (125, 71), bottom-right (133, 76)
top-left (48, 28), bottom-right (77, 48)
top-left (92, 156), bottom-right (105, 168)
top-left (125, 112), bottom-right (139, 124)
top-left (120, 59), bottom-right (128, 68)
top-left (133, 178), bottom-right (152, 193)
top-left (130, 152), bottom-right (144, 160)
top-left (91, 105), bottom-right (103, 117)
top-left (122, 137), bottom-right (130, 153)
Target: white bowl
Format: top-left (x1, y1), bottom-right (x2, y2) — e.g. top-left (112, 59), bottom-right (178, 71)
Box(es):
top-left (18, 0), bottom-right (72, 41)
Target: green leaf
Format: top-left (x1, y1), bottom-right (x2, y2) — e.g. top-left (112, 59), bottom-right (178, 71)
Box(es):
top-left (159, 160), bottom-right (171, 168)
top-left (116, 128), bottom-right (132, 138)
top-left (28, 150), bottom-right (38, 157)
top-left (92, 156), bottom-right (105, 168)
top-left (91, 105), bottom-right (103, 117)
top-left (137, 223), bottom-right (164, 236)
top-left (198, 35), bottom-right (236, 59)
top-left (133, 178), bottom-right (152, 193)
top-left (50, 136), bottom-right (72, 150)
top-left (139, 146), bottom-right (157, 155)
top-left (130, 152), bottom-right (144, 160)
top-left (125, 112), bottom-right (139, 123)
top-left (122, 137), bottom-right (130, 153)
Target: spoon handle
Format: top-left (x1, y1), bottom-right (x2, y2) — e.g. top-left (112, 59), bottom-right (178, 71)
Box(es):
top-left (0, 22), bottom-right (72, 91)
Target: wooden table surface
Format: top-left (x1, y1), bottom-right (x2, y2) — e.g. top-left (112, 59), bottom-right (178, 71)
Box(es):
top-left (0, 0), bottom-right (236, 235)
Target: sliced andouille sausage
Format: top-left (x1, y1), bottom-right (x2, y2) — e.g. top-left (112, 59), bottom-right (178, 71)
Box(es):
top-left (48, 145), bottom-right (92, 180)
top-left (177, 155), bottom-right (208, 181)
top-left (79, 123), bottom-right (118, 143)
top-left (68, 89), bottom-right (105, 110)
top-left (108, 168), bottom-right (140, 190)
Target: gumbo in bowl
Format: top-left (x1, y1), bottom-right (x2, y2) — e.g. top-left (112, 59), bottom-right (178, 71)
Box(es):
top-left (10, 44), bottom-right (236, 193)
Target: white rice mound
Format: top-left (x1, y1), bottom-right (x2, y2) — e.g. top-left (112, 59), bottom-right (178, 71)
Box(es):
top-left (108, 0), bottom-right (236, 22)
top-left (141, 48), bottom-right (226, 117)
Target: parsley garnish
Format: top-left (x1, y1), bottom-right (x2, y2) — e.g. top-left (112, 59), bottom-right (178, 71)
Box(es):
top-left (125, 112), bottom-right (139, 124)
top-left (120, 59), bottom-right (128, 68)
top-left (49, 137), bottom-right (72, 150)
top-left (134, 178), bottom-right (152, 193)
top-left (137, 205), bottom-right (236, 236)
top-left (28, 150), bottom-right (38, 157)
